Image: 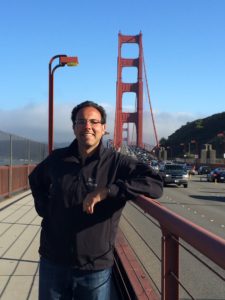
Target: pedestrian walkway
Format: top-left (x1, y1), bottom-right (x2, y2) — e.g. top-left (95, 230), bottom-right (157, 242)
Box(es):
top-left (0, 191), bottom-right (40, 300)
top-left (0, 191), bottom-right (121, 300)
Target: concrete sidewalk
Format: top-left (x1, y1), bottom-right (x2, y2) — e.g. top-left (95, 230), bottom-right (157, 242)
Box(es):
top-left (0, 191), bottom-right (40, 300)
top-left (0, 192), bottom-right (121, 300)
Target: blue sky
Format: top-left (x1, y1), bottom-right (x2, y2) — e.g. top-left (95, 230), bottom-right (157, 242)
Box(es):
top-left (0, 0), bottom-right (224, 145)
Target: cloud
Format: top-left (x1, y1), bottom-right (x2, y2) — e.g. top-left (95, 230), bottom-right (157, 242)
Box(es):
top-left (0, 103), bottom-right (48, 141)
top-left (0, 103), bottom-right (72, 142)
top-left (155, 111), bottom-right (200, 139)
top-left (0, 102), bottom-right (205, 145)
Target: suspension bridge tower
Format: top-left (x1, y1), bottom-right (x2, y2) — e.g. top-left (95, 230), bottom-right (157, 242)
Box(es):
top-left (114, 32), bottom-right (143, 149)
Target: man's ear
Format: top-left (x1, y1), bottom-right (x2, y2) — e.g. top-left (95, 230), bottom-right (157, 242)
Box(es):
top-left (72, 124), bottom-right (76, 134)
top-left (102, 124), bottom-right (106, 135)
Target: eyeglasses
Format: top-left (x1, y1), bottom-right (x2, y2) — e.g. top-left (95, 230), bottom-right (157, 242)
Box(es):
top-left (74, 119), bottom-right (103, 126)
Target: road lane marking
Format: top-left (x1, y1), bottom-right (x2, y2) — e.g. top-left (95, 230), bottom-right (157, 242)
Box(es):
top-left (164, 191), bottom-right (224, 232)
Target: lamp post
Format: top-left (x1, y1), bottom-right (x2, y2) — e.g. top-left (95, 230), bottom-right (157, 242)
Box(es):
top-left (48, 55), bottom-right (78, 153)
top-left (180, 143), bottom-right (185, 159)
top-left (217, 132), bottom-right (225, 162)
top-left (188, 142), bottom-right (191, 155)
top-left (191, 139), bottom-right (198, 157)
top-left (166, 146), bottom-right (172, 160)
top-left (191, 139), bottom-right (199, 165)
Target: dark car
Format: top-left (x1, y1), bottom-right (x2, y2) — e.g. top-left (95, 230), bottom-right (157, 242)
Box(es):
top-left (159, 164), bottom-right (188, 188)
top-left (207, 168), bottom-right (225, 182)
top-left (198, 165), bottom-right (211, 175)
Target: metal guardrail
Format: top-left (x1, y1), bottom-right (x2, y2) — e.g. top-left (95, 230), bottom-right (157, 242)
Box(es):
top-left (0, 165), bottom-right (36, 198)
top-left (0, 130), bottom-right (47, 166)
top-left (0, 130), bottom-right (47, 198)
top-left (134, 195), bottom-right (225, 300)
top-left (114, 228), bottom-right (159, 300)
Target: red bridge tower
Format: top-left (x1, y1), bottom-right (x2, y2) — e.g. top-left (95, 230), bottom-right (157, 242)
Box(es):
top-left (114, 32), bottom-right (143, 149)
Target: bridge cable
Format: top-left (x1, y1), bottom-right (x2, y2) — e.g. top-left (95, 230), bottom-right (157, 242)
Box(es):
top-left (142, 48), bottom-right (159, 148)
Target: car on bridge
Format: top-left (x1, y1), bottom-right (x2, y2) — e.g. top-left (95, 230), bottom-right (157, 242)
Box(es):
top-left (159, 163), bottom-right (189, 188)
top-left (207, 168), bottom-right (225, 183)
top-left (198, 165), bottom-right (211, 175)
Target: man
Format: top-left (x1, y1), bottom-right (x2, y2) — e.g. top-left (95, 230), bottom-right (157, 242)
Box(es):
top-left (29, 100), bottom-right (163, 300)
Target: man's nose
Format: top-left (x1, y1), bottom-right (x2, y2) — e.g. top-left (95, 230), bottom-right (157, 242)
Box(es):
top-left (84, 120), bottom-right (92, 128)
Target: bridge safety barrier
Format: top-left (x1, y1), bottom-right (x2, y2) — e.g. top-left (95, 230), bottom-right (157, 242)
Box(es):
top-left (0, 165), bottom-right (36, 198)
top-left (0, 130), bottom-right (47, 199)
top-left (127, 195), bottom-right (225, 300)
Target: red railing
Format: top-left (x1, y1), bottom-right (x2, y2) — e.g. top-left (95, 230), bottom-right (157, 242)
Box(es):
top-left (115, 195), bottom-right (225, 300)
top-left (0, 165), bottom-right (36, 198)
top-left (114, 228), bottom-right (159, 299)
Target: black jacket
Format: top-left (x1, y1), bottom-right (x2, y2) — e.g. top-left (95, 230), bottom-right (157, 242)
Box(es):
top-left (29, 140), bottom-right (163, 270)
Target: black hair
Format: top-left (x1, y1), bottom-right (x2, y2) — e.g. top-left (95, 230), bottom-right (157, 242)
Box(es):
top-left (71, 100), bottom-right (107, 124)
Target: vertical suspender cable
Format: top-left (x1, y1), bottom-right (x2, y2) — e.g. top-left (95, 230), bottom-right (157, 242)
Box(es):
top-left (131, 95), bottom-right (137, 144)
top-left (142, 49), bottom-right (159, 148)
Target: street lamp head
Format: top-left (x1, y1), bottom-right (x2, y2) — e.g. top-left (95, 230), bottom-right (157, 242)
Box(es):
top-left (59, 56), bottom-right (79, 67)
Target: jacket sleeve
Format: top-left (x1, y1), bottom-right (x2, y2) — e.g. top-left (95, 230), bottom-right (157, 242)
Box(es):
top-left (29, 157), bottom-right (51, 217)
top-left (108, 154), bottom-right (163, 200)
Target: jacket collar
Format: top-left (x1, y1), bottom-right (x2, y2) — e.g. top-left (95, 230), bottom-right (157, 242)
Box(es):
top-left (66, 139), bottom-right (105, 162)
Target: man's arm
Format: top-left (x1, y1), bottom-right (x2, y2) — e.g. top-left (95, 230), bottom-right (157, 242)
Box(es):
top-left (83, 155), bottom-right (163, 214)
top-left (107, 155), bottom-right (163, 200)
top-left (29, 158), bottom-right (51, 217)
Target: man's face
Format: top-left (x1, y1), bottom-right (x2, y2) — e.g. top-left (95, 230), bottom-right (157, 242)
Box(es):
top-left (73, 106), bottom-right (106, 152)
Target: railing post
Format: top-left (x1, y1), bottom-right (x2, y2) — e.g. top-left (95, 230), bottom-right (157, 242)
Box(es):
top-left (27, 139), bottom-right (30, 189)
top-left (161, 228), bottom-right (179, 300)
top-left (8, 134), bottom-right (13, 196)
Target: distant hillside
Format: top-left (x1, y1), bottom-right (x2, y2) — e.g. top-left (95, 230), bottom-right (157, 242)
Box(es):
top-left (160, 112), bottom-right (225, 158)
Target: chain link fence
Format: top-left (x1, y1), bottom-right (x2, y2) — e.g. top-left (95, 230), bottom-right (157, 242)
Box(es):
top-left (0, 130), bottom-right (48, 166)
